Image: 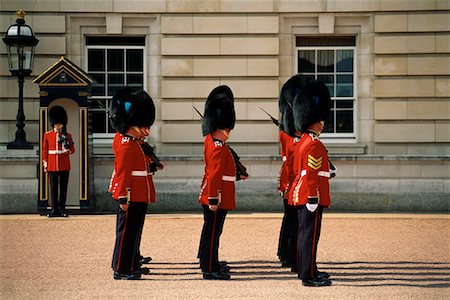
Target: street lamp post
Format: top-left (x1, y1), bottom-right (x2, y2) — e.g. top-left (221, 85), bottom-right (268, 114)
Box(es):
top-left (3, 9), bottom-right (39, 149)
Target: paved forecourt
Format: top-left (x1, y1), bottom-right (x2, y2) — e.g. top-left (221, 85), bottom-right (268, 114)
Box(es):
top-left (0, 213), bottom-right (449, 299)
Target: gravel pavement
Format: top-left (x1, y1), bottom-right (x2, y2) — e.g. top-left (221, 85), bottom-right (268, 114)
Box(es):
top-left (0, 213), bottom-right (449, 299)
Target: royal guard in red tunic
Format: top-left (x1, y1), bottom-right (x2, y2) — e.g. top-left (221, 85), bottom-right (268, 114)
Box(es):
top-left (198, 85), bottom-right (248, 280)
top-left (288, 80), bottom-right (333, 287)
top-left (278, 130), bottom-right (292, 194)
top-left (276, 75), bottom-right (306, 268)
top-left (42, 106), bottom-right (75, 217)
top-left (109, 87), bottom-right (163, 280)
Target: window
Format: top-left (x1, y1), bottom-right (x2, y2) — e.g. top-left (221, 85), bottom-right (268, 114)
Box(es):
top-left (86, 37), bottom-right (146, 135)
top-left (296, 36), bottom-right (356, 140)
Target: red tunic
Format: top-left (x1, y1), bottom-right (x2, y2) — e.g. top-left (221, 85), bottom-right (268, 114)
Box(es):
top-left (109, 132), bottom-right (156, 203)
top-left (42, 130), bottom-right (75, 172)
top-left (277, 131), bottom-right (292, 194)
top-left (288, 133), bottom-right (331, 207)
top-left (198, 135), bottom-right (236, 210)
top-left (284, 135), bottom-right (301, 203)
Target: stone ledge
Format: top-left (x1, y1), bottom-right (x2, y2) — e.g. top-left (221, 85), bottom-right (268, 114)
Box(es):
top-left (1, 177), bottom-right (449, 213)
top-left (92, 154), bottom-right (450, 162)
top-left (3, 191), bottom-right (447, 214)
top-left (2, 153), bottom-right (448, 163)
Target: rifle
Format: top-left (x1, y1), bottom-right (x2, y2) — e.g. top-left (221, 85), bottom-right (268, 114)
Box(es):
top-left (329, 160), bottom-right (336, 179)
top-left (325, 149), bottom-right (336, 179)
top-left (58, 127), bottom-right (74, 149)
top-left (193, 106), bottom-right (248, 181)
top-left (226, 144), bottom-right (249, 180)
top-left (259, 107), bottom-right (280, 127)
top-left (140, 142), bottom-right (164, 173)
top-left (193, 106), bottom-right (203, 119)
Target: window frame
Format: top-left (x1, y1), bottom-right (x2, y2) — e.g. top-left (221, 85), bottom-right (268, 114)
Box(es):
top-left (295, 45), bottom-right (357, 143)
top-left (85, 43), bottom-right (147, 139)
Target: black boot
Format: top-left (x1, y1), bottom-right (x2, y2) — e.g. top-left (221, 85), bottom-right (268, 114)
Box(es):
top-left (203, 272), bottom-right (231, 280)
top-left (302, 276), bottom-right (332, 287)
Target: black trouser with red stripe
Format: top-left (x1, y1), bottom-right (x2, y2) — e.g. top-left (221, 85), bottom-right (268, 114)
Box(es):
top-left (197, 211), bottom-right (208, 259)
top-left (48, 171), bottom-right (69, 214)
top-left (277, 198), bottom-right (289, 261)
top-left (112, 201), bottom-right (148, 274)
top-left (278, 199), bottom-right (299, 268)
top-left (297, 205), bottom-right (323, 280)
top-left (286, 204), bottom-right (299, 271)
top-left (199, 205), bottom-right (228, 273)
top-left (136, 208), bottom-right (147, 265)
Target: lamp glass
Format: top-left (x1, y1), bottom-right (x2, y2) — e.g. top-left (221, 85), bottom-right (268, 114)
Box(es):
top-left (7, 25), bottom-right (18, 36)
top-left (6, 45), bottom-right (19, 71)
top-left (22, 46), bottom-right (34, 70)
top-left (20, 26), bottom-right (32, 36)
top-left (6, 43), bottom-right (34, 73)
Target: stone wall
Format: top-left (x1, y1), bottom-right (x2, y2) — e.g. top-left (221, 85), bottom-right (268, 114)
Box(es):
top-left (0, 0), bottom-right (449, 213)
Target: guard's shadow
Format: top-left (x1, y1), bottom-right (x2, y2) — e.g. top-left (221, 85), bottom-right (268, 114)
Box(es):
top-left (318, 261), bottom-right (450, 288)
top-left (213, 260), bottom-right (450, 286)
top-left (141, 260), bottom-right (450, 286)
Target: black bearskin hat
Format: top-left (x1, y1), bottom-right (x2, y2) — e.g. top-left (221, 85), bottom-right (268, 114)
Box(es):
top-left (279, 75), bottom-right (307, 134)
top-left (109, 87), bottom-right (156, 134)
top-left (293, 80), bottom-right (331, 133)
top-left (279, 74), bottom-right (306, 115)
top-left (49, 106), bottom-right (68, 127)
top-left (201, 85), bottom-right (236, 136)
top-left (281, 105), bottom-right (296, 137)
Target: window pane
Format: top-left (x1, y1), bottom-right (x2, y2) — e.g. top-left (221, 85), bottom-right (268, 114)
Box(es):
top-left (296, 36), bottom-right (356, 47)
top-left (317, 75), bottom-right (334, 97)
top-left (323, 111), bottom-right (334, 133)
top-left (127, 74), bottom-right (143, 90)
top-left (88, 49), bottom-right (105, 71)
top-left (91, 111), bottom-right (106, 133)
top-left (336, 75), bottom-right (353, 97)
top-left (336, 110), bottom-right (353, 133)
top-left (336, 100), bottom-right (353, 109)
top-left (107, 49), bottom-right (124, 71)
top-left (336, 50), bottom-right (353, 72)
top-left (298, 50), bottom-right (315, 73)
top-left (108, 74), bottom-right (124, 96)
top-left (86, 36), bottom-right (145, 46)
top-left (91, 99), bottom-right (107, 110)
top-left (317, 50), bottom-right (334, 72)
top-left (127, 49), bottom-right (143, 72)
top-left (89, 73), bottom-right (105, 96)
top-left (87, 44), bottom-right (145, 134)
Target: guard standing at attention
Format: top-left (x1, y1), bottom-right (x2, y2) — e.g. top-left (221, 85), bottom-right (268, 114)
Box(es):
top-left (280, 105), bottom-right (302, 272)
top-left (277, 75), bottom-right (305, 268)
top-left (198, 85), bottom-right (248, 280)
top-left (42, 106), bottom-right (75, 217)
top-left (289, 80), bottom-right (332, 287)
top-left (109, 87), bottom-right (161, 280)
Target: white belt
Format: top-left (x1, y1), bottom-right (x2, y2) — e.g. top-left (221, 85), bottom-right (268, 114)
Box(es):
top-left (301, 170), bottom-right (330, 178)
top-left (131, 170), bottom-right (151, 176)
top-left (318, 171), bottom-right (330, 178)
top-left (222, 175), bottom-right (236, 182)
top-left (48, 150), bottom-right (65, 154)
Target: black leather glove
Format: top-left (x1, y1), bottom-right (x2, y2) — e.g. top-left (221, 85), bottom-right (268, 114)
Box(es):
top-left (330, 161), bottom-right (337, 178)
